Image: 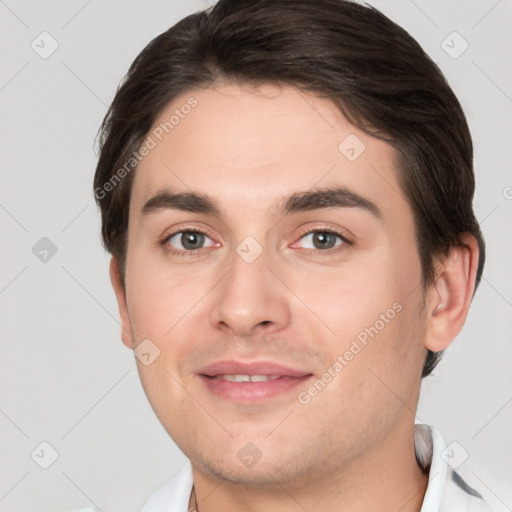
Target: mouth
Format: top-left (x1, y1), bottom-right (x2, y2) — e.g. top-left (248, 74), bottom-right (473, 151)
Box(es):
top-left (197, 361), bottom-right (314, 403)
top-left (210, 374), bottom-right (282, 382)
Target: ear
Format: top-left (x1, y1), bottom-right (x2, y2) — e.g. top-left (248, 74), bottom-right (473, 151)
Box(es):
top-left (424, 233), bottom-right (480, 353)
top-left (109, 257), bottom-right (134, 349)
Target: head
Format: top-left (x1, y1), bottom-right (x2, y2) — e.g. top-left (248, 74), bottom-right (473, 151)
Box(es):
top-left (94, 0), bottom-right (484, 490)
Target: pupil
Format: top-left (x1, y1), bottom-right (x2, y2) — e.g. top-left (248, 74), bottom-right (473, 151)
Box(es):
top-left (313, 232), bottom-right (335, 249)
top-left (182, 232), bottom-right (204, 250)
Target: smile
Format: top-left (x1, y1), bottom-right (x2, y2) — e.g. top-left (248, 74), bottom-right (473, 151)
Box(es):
top-left (212, 374), bottom-right (282, 382)
top-left (197, 361), bottom-right (313, 403)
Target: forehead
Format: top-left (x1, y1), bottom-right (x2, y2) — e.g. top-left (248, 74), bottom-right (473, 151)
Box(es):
top-left (131, 83), bottom-right (406, 218)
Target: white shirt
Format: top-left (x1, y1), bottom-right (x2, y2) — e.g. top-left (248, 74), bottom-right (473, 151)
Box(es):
top-left (142, 424), bottom-right (494, 512)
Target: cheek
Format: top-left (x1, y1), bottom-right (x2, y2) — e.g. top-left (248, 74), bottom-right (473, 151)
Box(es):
top-left (135, 360), bottom-right (195, 447)
top-left (285, 252), bottom-right (403, 343)
top-left (292, 248), bottom-right (422, 377)
top-left (313, 303), bottom-right (424, 442)
top-left (124, 261), bottom-right (201, 431)
top-left (125, 254), bottom-right (205, 340)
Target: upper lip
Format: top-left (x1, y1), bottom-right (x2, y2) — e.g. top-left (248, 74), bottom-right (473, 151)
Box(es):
top-left (197, 360), bottom-right (312, 378)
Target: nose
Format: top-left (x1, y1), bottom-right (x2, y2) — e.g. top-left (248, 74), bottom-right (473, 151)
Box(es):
top-left (209, 245), bottom-right (291, 337)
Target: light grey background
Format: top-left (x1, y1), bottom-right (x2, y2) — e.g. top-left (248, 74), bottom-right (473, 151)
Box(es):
top-left (1, 0), bottom-right (511, 511)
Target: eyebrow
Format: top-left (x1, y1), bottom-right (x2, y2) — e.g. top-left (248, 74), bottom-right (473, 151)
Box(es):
top-left (141, 186), bottom-right (382, 220)
top-left (279, 187), bottom-right (381, 219)
top-left (142, 190), bottom-right (220, 216)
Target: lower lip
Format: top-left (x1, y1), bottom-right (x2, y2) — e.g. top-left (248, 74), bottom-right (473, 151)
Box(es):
top-left (198, 375), bottom-right (313, 403)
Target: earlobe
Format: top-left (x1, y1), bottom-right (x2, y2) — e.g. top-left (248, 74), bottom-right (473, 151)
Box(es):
top-left (109, 257), bottom-right (134, 349)
top-left (424, 234), bottom-right (480, 353)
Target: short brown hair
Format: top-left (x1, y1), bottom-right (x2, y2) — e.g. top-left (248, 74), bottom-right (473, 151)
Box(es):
top-left (94, 0), bottom-right (485, 377)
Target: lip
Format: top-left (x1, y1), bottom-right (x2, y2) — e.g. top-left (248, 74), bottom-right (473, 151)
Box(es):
top-left (197, 360), bottom-right (314, 404)
top-left (198, 360), bottom-right (311, 378)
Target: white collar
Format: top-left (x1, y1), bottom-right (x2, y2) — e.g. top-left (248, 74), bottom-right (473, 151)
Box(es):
top-left (416, 424), bottom-right (448, 511)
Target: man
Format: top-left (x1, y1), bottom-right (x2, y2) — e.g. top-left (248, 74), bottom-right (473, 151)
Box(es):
top-left (93, 0), bottom-right (492, 510)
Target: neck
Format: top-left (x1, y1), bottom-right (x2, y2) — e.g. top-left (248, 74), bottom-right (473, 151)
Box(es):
top-left (189, 422), bottom-right (429, 512)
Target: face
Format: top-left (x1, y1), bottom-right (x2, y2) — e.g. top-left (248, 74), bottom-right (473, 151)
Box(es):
top-left (115, 83), bottom-right (430, 487)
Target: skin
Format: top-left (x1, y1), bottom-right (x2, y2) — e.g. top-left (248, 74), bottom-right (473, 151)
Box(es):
top-left (110, 83), bottom-right (479, 512)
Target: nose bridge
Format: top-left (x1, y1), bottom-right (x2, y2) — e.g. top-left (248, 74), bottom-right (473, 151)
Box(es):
top-left (209, 240), bottom-right (291, 335)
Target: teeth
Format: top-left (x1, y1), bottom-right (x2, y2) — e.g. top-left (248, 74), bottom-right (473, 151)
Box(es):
top-left (223, 374), bottom-right (250, 383)
top-left (217, 374), bottom-right (281, 382)
top-left (249, 375), bottom-right (276, 382)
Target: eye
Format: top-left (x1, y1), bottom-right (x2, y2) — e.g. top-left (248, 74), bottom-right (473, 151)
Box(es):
top-left (164, 230), bottom-right (216, 252)
top-left (296, 230), bottom-right (347, 251)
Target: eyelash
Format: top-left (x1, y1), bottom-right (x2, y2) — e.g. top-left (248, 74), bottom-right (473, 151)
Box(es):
top-left (160, 227), bottom-right (352, 256)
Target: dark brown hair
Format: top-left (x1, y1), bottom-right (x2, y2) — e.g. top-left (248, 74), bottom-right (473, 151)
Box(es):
top-left (94, 0), bottom-right (485, 377)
